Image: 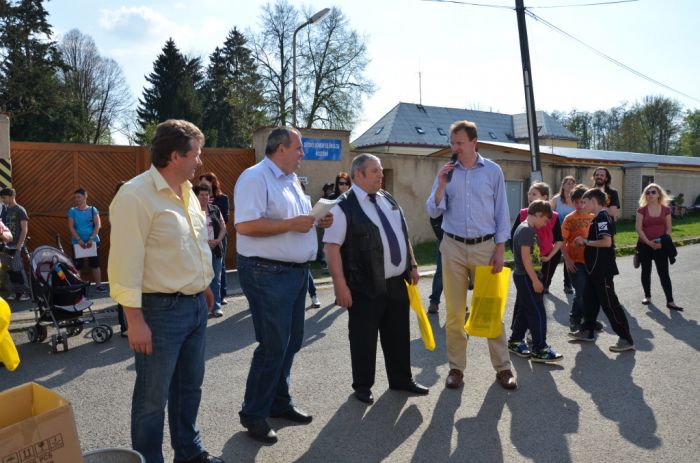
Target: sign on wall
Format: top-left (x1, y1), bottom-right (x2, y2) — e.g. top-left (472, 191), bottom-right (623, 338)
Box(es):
top-left (302, 137), bottom-right (342, 161)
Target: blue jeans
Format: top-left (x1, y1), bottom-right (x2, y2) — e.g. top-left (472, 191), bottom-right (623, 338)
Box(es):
top-left (209, 254), bottom-right (223, 312)
top-left (429, 246), bottom-right (443, 304)
top-left (237, 254), bottom-right (307, 422)
top-left (307, 270), bottom-right (317, 297)
top-left (569, 263), bottom-right (588, 323)
top-left (132, 292), bottom-right (208, 463)
top-left (219, 240), bottom-right (228, 300)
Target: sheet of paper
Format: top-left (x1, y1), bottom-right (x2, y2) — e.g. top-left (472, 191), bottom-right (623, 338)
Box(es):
top-left (73, 243), bottom-right (97, 259)
top-left (311, 198), bottom-right (337, 223)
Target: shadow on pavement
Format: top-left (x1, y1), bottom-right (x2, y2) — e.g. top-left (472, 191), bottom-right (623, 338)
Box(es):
top-left (303, 304), bottom-right (346, 347)
top-left (645, 302), bottom-right (700, 352)
top-left (570, 345), bottom-right (661, 449)
top-left (411, 386), bottom-right (463, 462)
top-left (291, 393), bottom-right (422, 462)
top-left (3, 329), bottom-right (133, 390)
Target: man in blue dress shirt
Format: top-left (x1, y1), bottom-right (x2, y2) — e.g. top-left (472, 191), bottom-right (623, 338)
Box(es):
top-left (426, 120), bottom-right (517, 391)
top-left (234, 127), bottom-right (333, 444)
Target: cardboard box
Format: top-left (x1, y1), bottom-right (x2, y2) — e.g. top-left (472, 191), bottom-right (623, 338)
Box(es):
top-left (0, 382), bottom-right (84, 463)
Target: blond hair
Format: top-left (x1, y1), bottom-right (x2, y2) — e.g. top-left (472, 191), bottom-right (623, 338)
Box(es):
top-left (639, 183), bottom-right (670, 208)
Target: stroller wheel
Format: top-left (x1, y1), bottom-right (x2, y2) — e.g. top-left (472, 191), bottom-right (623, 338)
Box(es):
top-left (91, 325), bottom-right (112, 343)
top-left (50, 335), bottom-right (58, 353)
top-left (27, 326), bottom-right (39, 343)
top-left (27, 325), bottom-right (47, 343)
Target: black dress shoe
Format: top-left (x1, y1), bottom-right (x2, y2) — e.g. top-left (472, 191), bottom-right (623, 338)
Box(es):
top-left (241, 419), bottom-right (278, 444)
top-left (271, 406), bottom-right (313, 424)
top-left (353, 390), bottom-right (374, 404)
top-left (390, 380), bottom-right (429, 395)
top-left (173, 451), bottom-right (225, 463)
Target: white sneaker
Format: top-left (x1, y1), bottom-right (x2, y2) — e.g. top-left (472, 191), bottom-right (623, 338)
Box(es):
top-left (18, 293), bottom-right (31, 301)
top-left (311, 295), bottom-right (321, 308)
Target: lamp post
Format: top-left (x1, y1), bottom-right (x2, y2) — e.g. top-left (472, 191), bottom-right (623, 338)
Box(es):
top-left (292, 7), bottom-right (330, 128)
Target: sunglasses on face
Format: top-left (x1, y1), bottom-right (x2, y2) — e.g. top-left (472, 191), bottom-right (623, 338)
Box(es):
top-left (338, 182), bottom-right (349, 186)
top-left (645, 190), bottom-right (657, 195)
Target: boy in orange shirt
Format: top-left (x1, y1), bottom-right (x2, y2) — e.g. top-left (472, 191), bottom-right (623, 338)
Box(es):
top-left (561, 185), bottom-right (594, 332)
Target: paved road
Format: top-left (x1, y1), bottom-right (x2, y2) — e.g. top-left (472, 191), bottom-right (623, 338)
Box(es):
top-left (3, 246), bottom-right (699, 462)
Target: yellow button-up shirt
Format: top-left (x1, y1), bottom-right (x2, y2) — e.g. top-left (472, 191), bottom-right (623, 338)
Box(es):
top-left (108, 165), bottom-right (214, 308)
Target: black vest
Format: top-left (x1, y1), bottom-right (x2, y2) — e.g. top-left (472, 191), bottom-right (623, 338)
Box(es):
top-left (338, 190), bottom-right (411, 298)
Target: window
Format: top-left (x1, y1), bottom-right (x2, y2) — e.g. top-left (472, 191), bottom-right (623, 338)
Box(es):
top-left (488, 131), bottom-right (498, 139)
top-left (437, 128), bottom-right (446, 136)
top-left (415, 126), bottom-right (425, 135)
top-left (374, 126), bottom-right (384, 135)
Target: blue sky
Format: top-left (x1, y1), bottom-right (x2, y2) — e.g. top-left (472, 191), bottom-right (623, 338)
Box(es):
top-left (45, 0), bottom-right (700, 143)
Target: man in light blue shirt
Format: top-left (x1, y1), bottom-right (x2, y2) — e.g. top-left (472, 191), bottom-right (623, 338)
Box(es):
top-left (234, 127), bottom-right (333, 444)
top-left (426, 120), bottom-right (517, 391)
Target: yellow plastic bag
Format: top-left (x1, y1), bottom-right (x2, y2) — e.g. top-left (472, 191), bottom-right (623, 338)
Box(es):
top-left (405, 280), bottom-right (436, 351)
top-left (464, 265), bottom-right (512, 338)
top-left (0, 297), bottom-right (20, 371)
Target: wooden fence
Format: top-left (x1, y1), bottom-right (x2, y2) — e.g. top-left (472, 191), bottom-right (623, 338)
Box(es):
top-left (10, 141), bottom-right (255, 281)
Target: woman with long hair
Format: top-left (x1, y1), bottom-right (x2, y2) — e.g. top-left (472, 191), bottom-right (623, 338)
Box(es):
top-left (635, 183), bottom-right (683, 311)
top-left (550, 176), bottom-right (576, 293)
top-left (199, 172), bottom-right (230, 305)
top-left (331, 172), bottom-right (351, 199)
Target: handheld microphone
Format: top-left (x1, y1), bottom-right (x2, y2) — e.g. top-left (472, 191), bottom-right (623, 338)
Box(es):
top-left (446, 153), bottom-right (458, 182)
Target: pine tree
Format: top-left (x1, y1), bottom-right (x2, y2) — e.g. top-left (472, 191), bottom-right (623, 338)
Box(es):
top-left (0, 0), bottom-right (80, 141)
top-left (201, 28), bottom-right (266, 147)
top-left (136, 38), bottom-right (203, 143)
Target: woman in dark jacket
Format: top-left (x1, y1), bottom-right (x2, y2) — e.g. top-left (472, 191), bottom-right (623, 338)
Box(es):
top-left (199, 172), bottom-right (230, 304)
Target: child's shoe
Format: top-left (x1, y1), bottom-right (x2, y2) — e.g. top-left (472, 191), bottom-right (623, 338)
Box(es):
top-left (531, 346), bottom-right (563, 363)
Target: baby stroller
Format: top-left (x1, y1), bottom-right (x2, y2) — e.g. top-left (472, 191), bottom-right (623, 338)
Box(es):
top-left (24, 245), bottom-right (113, 353)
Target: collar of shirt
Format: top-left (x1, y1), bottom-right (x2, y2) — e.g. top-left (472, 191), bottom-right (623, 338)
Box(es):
top-left (262, 155), bottom-right (297, 181)
top-left (351, 185), bottom-right (388, 205)
top-left (455, 152), bottom-right (486, 171)
top-left (147, 164), bottom-right (193, 198)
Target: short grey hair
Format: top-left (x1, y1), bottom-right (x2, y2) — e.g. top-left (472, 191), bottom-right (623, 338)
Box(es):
top-left (350, 153), bottom-right (381, 179)
top-left (265, 127), bottom-right (301, 156)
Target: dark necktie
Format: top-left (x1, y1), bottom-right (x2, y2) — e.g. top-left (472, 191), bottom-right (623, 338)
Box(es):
top-left (368, 193), bottom-right (401, 266)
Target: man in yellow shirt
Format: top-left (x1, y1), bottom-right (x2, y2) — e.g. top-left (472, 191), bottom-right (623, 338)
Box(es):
top-left (109, 120), bottom-right (223, 463)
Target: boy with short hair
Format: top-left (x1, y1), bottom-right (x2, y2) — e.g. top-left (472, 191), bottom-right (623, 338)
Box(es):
top-left (508, 200), bottom-right (563, 363)
top-left (0, 188), bottom-right (30, 301)
top-left (570, 188), bottom-right (635, 352)
top-left (561, 185), bottom-right (594, 332)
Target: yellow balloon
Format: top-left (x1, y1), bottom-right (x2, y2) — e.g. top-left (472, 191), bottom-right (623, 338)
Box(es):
top-left (0, 297), bottom-right (20, 371)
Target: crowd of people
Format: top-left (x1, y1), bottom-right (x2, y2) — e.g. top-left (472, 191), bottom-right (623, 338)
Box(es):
top-left (3, 118), bottom-right (689, 463)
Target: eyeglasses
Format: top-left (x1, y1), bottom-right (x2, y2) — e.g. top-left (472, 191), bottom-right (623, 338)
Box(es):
top-left (338, 182), bottom-right (349, 186)
top-left (645, 190), bottom-right (658, 195)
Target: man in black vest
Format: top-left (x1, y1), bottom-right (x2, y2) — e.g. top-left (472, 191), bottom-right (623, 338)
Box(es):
top-left (323, 153), bottom-right (429, 405)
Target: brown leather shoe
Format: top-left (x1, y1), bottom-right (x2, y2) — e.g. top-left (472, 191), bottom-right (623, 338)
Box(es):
top-left (445, 369), bottom-right (464, 389)
top-left (496, 369), bottom-right (517, 390)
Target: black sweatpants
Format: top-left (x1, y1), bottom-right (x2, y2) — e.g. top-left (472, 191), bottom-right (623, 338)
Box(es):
top-left (541, 250), bottom-right (562, 290)
top-left (347, 276), bottom-right (412, 393)
top-left (582, 274), bottom-right (633, 344)
top-left (637, 241), bottom-right (674, 303)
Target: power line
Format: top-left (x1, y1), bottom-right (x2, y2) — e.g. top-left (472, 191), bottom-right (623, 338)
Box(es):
top-left (421, 0), bottom-right (513, 10)
top-left (526, 10), bottom-right (700, 104)
top-left (528, 0), bottom-right (638, 8)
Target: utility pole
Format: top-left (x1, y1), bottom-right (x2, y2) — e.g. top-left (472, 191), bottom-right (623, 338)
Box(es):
top-left (515, 0), bottom-right (542, 182)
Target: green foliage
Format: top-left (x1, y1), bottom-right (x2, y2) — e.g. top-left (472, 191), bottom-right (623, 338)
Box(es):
top-left (555, 95), bottom-right (690, 156)
top-left (675, 109), bottom-right (700, 156)
top-left (0, 0), bottom-right (80, 141)
top-left (200, 28), bottom-right (267, 147)
top-left (136, 39), bottom-right (203, 144)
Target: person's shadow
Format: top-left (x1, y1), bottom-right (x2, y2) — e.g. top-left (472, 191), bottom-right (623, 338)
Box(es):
top-left (645, 302), bottom-right (700, 352)
top-left (570, 345), bottom-right (661, 449)
top-left (290, 392), bottom-right (422, 462)
top-left (411, 386), bottom-right (463, 462)
top-left (303, 303), bottom-right (346, 347)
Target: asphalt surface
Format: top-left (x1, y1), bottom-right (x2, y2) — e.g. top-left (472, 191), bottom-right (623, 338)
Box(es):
top-left (2, 245), bottom-right (699, 462)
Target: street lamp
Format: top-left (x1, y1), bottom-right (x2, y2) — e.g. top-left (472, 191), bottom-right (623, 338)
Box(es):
top-left (292, 7), bottom-right (330, 128)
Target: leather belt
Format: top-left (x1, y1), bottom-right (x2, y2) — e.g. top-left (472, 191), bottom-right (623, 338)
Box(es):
top-left (143, 291), bottom-right (203, 299)
top-left (249, 256), bottom-right (310, 269)
top-left (445, 232), bottom-right (495, 245)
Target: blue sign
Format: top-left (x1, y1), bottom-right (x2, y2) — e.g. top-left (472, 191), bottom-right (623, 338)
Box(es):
top-left (302, 137), bottom-right (342, 161)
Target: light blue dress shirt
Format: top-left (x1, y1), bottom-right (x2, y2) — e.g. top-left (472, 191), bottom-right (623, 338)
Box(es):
top-left (426, 153), bottom-right (511, 244)
top-left (234, 156), bottom-right (317, 263)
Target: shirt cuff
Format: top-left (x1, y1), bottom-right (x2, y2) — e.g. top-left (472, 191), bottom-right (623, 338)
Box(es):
top-left (110, 283), bottom-right (142, 308)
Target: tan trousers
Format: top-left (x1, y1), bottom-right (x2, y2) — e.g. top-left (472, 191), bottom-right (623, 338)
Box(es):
top-left (440, 234), bottom-right (511, 373)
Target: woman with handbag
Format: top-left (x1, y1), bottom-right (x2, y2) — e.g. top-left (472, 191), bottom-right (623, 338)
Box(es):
top-left (635, 183), bottom-right (683, 311)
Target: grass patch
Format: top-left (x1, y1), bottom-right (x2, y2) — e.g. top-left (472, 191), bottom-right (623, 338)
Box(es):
top-left (412, 213), bottom-right (700, 266)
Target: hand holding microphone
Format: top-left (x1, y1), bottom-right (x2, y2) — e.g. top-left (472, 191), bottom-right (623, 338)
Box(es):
top-left (445, 153), bottom-right (458, 182)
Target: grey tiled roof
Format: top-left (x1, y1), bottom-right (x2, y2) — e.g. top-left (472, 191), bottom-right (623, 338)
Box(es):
top-left (484, 141), bottom-right (700, 167)
top-left (513, 111), bottom-right (578, 141)
top-left (352, 102), bottom-right (576, 148)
